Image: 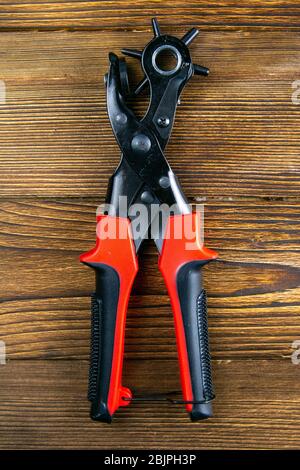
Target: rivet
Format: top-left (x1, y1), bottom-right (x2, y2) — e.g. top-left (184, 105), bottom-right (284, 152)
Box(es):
top-left (141, 191), bottom-right (154, 204)
top-left (159, 176), bottom-right (170, 189)
top-left (131, 134), bottom-right (152, 153)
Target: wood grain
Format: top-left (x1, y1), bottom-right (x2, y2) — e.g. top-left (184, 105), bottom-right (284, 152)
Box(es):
top-left (0, 0), bottom-right (299, 450)
top-left (0, 30), bottom-right (300, 197)
top-left (1, 1), bottom-right (300, 31)
top-left (0, 198), bottom-right (299, 360)
top-left (0, 359), bottom-right (299, 449)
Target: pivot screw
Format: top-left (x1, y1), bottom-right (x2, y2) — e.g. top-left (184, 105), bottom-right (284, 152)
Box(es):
top-left (131, 134), bottom-right (152, 153)
top-left (157, 116), bottom-right (170, 128)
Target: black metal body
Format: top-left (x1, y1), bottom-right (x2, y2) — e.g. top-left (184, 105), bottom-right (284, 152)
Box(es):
top-left (105, 18), bottom-right (209, 249)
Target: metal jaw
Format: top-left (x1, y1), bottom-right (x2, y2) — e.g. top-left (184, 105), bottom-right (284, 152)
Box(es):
top-left (105, 18), bottom-right (209, 251)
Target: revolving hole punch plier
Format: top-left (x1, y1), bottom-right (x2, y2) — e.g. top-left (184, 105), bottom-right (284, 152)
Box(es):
top-left (80, 18), bottom-right (218, 423)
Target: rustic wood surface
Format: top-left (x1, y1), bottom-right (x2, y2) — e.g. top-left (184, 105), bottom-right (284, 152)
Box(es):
top-left (0, 1), bottom-right (299, 450)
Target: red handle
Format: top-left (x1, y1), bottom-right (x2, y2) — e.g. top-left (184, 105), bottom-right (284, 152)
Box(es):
top-left (80, 216), bottom-right (138, 421)
top-left (159, 212), bottom-right (218, 419)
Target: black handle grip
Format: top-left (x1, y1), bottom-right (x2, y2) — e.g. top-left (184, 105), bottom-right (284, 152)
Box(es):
top-left (88, 263), bottom-right (120, 423)
top-left (177, 261), bottom-right (214, 420)
top-left (88, 293), bottom-right (101, 404)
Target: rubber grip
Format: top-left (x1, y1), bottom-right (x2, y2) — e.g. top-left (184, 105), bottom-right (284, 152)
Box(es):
top-left (80, 216), bottom-right (138, 422)
top-left (158, 212), bottom-right (217, 420)
top-left (177, 262), bottom-right (214, 420)
top-left (88, 293), bottom-right (102, 403)
top-left (87, 264), bottom-right (120, 423)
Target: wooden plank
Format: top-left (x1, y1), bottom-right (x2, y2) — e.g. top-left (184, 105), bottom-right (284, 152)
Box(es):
top-left (0, 198), bottom-right (299, 359)
top-left (0, 197), bottom-right (299, 264)
top-left (0, 30), bottom-right (299, 197)
top-left (0, 359), bottom-right (299, 449)
top-left (0, 0), bottom-right (299, 453)
top-left (1, 292), bottom-right (299, 360)
top-left (0, 1), bottom-right (300, 31)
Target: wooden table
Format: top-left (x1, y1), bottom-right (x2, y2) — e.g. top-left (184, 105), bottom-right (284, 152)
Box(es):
top-left (0, 1), bottom-right (299, 450)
